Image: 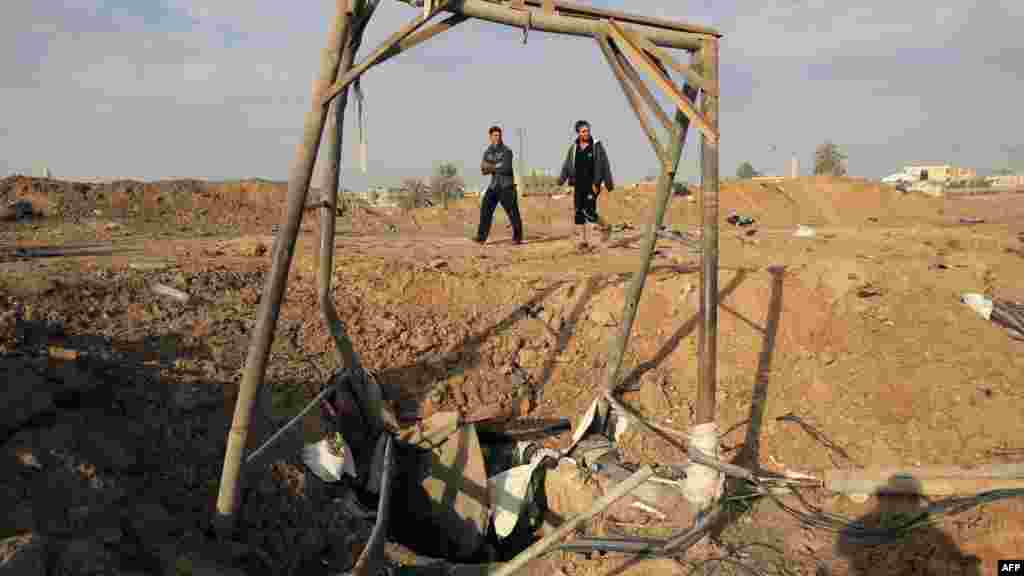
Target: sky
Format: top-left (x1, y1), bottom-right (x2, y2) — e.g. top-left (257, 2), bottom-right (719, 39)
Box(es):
top-left (3, 0), bottom-right (1023, 190)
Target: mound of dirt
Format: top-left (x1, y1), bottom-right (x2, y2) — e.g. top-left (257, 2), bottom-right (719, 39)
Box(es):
top-left (619, 176), bottom-right (943, 229)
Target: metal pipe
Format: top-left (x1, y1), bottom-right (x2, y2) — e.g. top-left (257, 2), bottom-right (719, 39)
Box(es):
top-left (214, 0), bottom-right (355, 529)
top-left (558, 537), bottom-right (668, 555)
top-left (351, 435), bottom-right (394, 576)
top-left (696, 39), bottom-right (720, 427)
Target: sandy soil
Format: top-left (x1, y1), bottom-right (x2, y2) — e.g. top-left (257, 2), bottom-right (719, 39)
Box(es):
top-left (2, 175), bottom-right (1023, 575)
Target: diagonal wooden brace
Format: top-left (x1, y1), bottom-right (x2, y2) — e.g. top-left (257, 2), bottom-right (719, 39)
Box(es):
top-left (603, 31), bottom-right (674, 135)
top-left (321, 0), bottom-right (454, 107)
top-left (630, 31), bottom-right (718, 97)
top-left (596, 33), bottom-right (669, 167)
top-left (607, 19), bottom-right (718, 146)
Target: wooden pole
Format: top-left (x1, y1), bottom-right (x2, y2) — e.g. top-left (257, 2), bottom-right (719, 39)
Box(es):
top-left (607, 37), bottom-right (675, 136)
top-left (489, 466), bottom-right (656, 576)
top-left (214, 0), bottom-right (355, 530)
top-left (628, 31), bottom-right (718, 97)
top-left (696, 38), bottom-right (720, 427)
top-left (825, 463), bottom-right (1024, 497)
top-left (606, 20), bottom-right (718, 146)
top-left (595, 33), bottom-right (668, 165)
top-left (318, 11), bottom-right (389, 436)
top-left (601, 91), bottom-right (697, 396)
top-left (449, 0), bottom-right (706, 51)
top-left (321, 3), bottom-right (455, 107)
top-left (520, 0), bottom-right (722, 38)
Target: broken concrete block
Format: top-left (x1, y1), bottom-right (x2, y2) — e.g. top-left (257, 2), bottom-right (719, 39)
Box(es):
top-left (420, 423), bottom-right (489, 559)
top-left (400, 411), bottom-right (460, 450)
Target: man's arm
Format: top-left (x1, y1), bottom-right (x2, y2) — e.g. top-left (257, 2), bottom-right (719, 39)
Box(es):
top-left (599, 142), bottom-right (614, 191)
top-left (481, 150), bottom-right (496, 175)
top-left (557, 146), bottom-right (572, 186)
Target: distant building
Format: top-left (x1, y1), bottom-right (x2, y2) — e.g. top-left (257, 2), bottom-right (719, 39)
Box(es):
top-left (789, 155), bottom-right (799, 178)
top-left (902, 163), bottom-right (976, 182)
top-left (987, 174), bottom-right (1024, 188)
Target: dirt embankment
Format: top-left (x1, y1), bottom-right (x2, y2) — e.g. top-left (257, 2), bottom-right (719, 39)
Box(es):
top-left (3, 174), bottom-right (1024, 575)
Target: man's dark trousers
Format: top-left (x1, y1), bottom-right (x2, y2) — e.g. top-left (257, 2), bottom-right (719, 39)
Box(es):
top-left (476, 185), bottom-right (523, 242)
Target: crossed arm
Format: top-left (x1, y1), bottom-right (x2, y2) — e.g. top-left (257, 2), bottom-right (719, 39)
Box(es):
top-left (481, 147), bottom-right (513, 176)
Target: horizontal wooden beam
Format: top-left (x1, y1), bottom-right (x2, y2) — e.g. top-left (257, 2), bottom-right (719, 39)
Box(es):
top-left (607, 19), bottom-right (718, 146)
top-left (450, 0), bottom-right (706, 51)
top-left (631, 31), bottom-right (718, 97)
top-left (596, 33), bottom-right (668, 166)
top-left (520, 0), bottom-right (721, 38)
top-left (825, 464), bottom-right (1024, 497)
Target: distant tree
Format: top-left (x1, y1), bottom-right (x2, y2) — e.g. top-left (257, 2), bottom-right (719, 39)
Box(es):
top-left (430, 162), bottom-right (464, 209)
top-left (814, 141), bottom-right (848, 176)
top-left (736, 161), bottom-right (760, 179)
top-left (399, 177), bottom-right (430, 211)
top-left (993, 167), bottom-right (1014, 176)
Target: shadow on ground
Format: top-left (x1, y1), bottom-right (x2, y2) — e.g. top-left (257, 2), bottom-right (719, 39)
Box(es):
top-left (834, 477), bottom-right (982, 576)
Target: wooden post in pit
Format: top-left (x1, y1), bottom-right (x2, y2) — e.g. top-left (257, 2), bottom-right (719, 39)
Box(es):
top-left (214, 0), bottom-right (355, 532)
top-left (696, 38), bottom-right (720, 427)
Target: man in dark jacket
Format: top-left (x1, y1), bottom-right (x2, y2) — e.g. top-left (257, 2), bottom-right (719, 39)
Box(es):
top-left (558, 120), bottom-right (614, 249)
top-left (474, 125), bottom-right (523, 244)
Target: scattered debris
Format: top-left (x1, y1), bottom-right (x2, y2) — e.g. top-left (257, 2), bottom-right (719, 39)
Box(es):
top-left (793, 225), bottom-right (816, 238)
top-left (302, 433), bottom-right (357, 483)
top-left (855, 283), bottom-right (883, 298)
top-left (959, 217), bottom-right (986, 225)
top-left (726, 211), bottom-right (755, 226)
top-left (489, 446), bottom-right (558, 539)
top-left (150, 283), bottom-right (190, 304)
top-left (961, 293), bottom-right (1024, 340)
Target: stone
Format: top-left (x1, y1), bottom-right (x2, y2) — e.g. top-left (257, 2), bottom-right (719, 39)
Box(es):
top-left (542, 460), bottom-right (602, 526)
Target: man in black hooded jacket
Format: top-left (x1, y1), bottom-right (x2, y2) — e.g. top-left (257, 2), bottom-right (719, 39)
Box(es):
top-left (474, 125), bottom-right (523, 244)
top-left (558, 120), bottom-right (614, 249)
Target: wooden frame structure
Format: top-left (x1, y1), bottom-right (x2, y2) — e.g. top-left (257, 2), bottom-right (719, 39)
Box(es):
top-left (216, 0), bottom-right (722, 530)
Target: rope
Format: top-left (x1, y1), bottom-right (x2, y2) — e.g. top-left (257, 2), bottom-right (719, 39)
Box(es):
top-left (355, 78), bottom-right (368, 174)
top-left (245, 382), bottom-right (338, 464)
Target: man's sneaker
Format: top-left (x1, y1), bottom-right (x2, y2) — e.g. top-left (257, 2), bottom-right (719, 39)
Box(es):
top-left (472, 236), bottom-right (485, 244)
top-left (512, 238), bottom-right (523, 245)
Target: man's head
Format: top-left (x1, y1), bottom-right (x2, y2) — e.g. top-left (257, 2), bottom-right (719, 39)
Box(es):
top-left (489, 125), bottom-right (503, 146)
top-left (575, 120), bottom-right (591, 143)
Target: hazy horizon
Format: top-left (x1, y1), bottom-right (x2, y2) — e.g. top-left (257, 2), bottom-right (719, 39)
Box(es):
top-left (4, 1), bottom-right (1022, 190)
